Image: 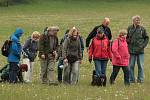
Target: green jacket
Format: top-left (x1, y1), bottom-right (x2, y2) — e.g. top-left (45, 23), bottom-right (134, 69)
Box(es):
top-left (127, 25), bottom-right (149, 54)
top-left (62, 37), bottom-right (82, 60)
top-left (38, 34), bottom-right (58, 58)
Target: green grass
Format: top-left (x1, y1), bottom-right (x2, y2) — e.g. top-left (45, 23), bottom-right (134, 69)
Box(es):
top-left (0, 0), bottom-right (150, 100)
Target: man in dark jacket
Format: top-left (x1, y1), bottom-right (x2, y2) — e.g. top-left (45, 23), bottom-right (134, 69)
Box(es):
top-left (38, 26), bottom-right (59, 85)
top-left (127, 15), bottom-right (149, 83)
top-left (8, 28), bottom-right (24, 83)
top-left (86, 17), bottom-right (112, 51)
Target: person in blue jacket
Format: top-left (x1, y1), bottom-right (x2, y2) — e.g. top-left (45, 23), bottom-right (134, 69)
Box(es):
top-left (8, 28), bottom-right (24, 83)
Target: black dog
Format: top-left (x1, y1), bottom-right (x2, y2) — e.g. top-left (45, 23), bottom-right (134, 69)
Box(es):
top-left (91, 70), bottom-right (107, 86)
top-left (97, 74), bottom-right (107, 87)
top-left (91, 70), bottom-right (97, 86)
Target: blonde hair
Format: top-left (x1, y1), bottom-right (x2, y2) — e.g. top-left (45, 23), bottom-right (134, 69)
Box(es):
top-left (31, 31), bottom-right (40, 39)
top-left (68, 27), bottom-right (79, 36)
top-left (119, 29), bottom-right (127, 35)
top-left (132, 15), bottom-right (141, 21)
top-left (104, 17), bottom-right (110, 22)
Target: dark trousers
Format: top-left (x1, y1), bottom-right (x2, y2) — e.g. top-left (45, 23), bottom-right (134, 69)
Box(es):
top-left (9, 62), bottom-right (19, 83)
top-left (57, 59), bottom-right (63, 82)
top-left (110, 65), bottom-right (130, 85)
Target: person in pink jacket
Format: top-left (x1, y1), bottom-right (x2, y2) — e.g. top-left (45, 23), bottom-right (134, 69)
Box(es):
top-left (109, 29), bottom-right (130, 85)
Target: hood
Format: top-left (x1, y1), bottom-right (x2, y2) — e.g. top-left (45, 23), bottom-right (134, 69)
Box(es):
top-left (11, 28), bottom-right (24, 42)
top-left (14, 28), bottom-right (24, 37)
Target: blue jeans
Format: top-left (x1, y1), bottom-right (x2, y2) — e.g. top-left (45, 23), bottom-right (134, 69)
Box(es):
top-left (94, 59), bottom-right (108, 76)
top-left (129, 54), bottom-right (144, 82)
top-left (57, 59), bottom-right (64, 82)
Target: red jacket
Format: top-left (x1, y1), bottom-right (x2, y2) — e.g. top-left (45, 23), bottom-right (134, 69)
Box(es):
top-left (89, 36), bottom-right (111, 60)
top-left (111, 37), bottom-right (130, 67)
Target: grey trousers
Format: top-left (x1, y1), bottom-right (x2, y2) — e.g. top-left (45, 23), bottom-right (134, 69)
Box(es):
top-left (40, 58), bottom-right (55, 84)
top-left (63, 61), bottom-right (80, 85)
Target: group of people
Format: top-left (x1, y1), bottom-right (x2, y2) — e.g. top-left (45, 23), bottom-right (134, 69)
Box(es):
top-left (0, 15), bottom-right (149, 86)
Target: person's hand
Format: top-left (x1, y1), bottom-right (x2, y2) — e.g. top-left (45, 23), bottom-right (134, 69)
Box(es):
top-left (53, 51), bottom-right (57, 57)
top-left (41, 54), bottom-right (45, 59)
top-left (89, 59), bottom-right (92, 63)
top-left (63, 58), bottom-right (68, 64)
top-left (79, 60), bottom-right (82, 64)
top-left (86, 47), bottom-right (89, 52)
top-left (110, 59), bottom-right (112, 62)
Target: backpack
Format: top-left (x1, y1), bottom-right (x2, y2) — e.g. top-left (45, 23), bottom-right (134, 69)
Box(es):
top-left (1, 40), bottom-right (12, 57)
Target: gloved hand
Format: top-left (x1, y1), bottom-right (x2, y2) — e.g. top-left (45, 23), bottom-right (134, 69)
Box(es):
top-left (89, 59), bottom-right (92, 63)
top-left (110, 59), bottom-right (112, 62)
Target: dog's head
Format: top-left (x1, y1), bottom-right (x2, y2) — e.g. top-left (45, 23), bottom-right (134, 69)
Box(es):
top-left (100, 74), bottom-right (106, 83)
top-left (20, 64), bottom-right (28, 72)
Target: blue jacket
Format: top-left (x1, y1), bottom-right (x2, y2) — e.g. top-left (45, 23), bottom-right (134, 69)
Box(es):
top-left (8, 28), bottom-right (24, 63)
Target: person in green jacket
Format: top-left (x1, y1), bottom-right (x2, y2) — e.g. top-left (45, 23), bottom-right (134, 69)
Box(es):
top-left (127, 15), bottom-right (149, 83)
top-left (38, 26), bottom-right (59, 85)
top-left (62, 27), bottom-right (82, 85)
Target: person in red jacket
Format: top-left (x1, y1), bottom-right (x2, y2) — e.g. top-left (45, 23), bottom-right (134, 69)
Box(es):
top-left (89, 27), bottom-right (111, 77)
top-left (109, 29), bottom-right (130, 85)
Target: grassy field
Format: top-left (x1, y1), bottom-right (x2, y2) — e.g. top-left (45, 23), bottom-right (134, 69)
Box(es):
top-left (0, 0), bottom-right (150, 100)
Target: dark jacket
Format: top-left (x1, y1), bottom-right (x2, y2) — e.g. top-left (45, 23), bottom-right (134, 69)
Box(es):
top-left (86, 24), bottom-right (112, 47)
top-left (127, 25), bottom-right (149, 54)
top-left (58, 30), bottom-right (84, 60)
top-left (8, 28), bottom-right (23, 63)
top-left (22, 36), bottom-right (38, 62)
top-left (38, 33), bottom-right (58, 59)
top-left (62, 37), bottom-right (82, 61)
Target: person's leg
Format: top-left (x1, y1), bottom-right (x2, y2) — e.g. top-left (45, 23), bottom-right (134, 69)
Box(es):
top-left (63, 63), bottom-right (71, 84)
top-left (122, 66), bottom-right (130, 85)
top-left (129, 54), bottom-right (136, 83)
top-left (9, 62), bottom-right (19, 83)
top-left (70, 61), bottom-right (80, 85)
top-left (40, 60), bottom-right (48, 84)
top-left (29, 61), bottom-right (34, 82)
top-left (94, 60), bottom-right (101, 76)
top-left (57, 59), bottom-right (63, 82)
top-left (23, 58), bottom-right (30, 82)
top-left (137, 54), bottom-right (144, 83)
top-left (101, 60), bottom-right (108, 75)
top-left (47, 59), bottom-right (55, 84)
top-left (109, 65), bottom-right (120, 84)
top-left (17, 69), bottom-right (24, 83)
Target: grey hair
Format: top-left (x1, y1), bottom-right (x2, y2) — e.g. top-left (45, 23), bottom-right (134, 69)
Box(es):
top-left (132, 15), bottom-right (141, 21)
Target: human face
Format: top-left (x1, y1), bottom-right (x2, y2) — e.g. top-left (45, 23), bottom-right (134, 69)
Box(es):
top-left (102, 18), bottom-right (110, 27)
top-left (32, 36), bottom-right (39, 41)
top-left (48, 30), bottom-right (55, 36)
top-left (97, 33), bottom-right (104, 38)
top-left (133, 18), bottom-right (140, 26)
top-left (119, 33), bottom-right (126, 38)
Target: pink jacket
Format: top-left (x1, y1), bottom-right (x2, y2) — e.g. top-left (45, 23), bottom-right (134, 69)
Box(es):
top-left (111, 37), bottom-right (130, 67)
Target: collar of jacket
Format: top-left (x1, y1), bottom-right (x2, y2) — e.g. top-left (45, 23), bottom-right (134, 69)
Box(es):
top-left (96, 35), bottom-right (106, 40)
